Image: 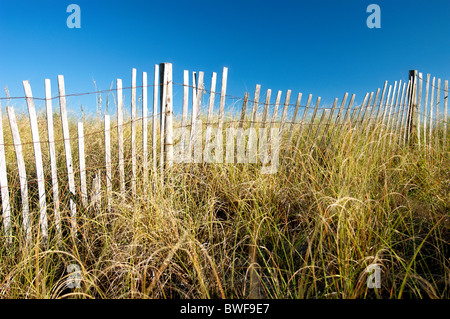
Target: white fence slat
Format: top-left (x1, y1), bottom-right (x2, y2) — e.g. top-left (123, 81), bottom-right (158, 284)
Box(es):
top-left (7, 106), bottom-right (31, 243)
top-left (104, 115), bottom-right (112, 212)
top-left (142, 72), bottom-right (148, 193)
top-left (58, 75), bottom-right (77, 236)
top-left (78, 122), bottom-right (88, 207)
top-left (117, 78), bottom-right (125, 195)
top-left (153, 65), bottom-right (159, 177)
top-left (23, 80), bottom-right (48, 242)
top-left (131, 68), bottom-right (137, 197)
top-left (0, 103), bottom-right (11, 244)
top-left (45, 79), bottom-right (61, 240)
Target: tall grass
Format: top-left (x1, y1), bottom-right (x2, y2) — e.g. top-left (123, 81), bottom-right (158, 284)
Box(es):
top-left (0, 113), bottom-right (448, 299)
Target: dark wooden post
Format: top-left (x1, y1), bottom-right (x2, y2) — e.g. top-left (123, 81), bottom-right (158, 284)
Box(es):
top-left (406, 70), bottom-right (418, 144)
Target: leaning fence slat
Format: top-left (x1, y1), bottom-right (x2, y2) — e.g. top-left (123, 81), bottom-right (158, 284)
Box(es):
top-left (423, 74), bottom-right (430, 146)
top-left (444, 80), bottom-right (448, 147)
top-left (435, 79), bottom-right (441, 150)
top-left (78, 122), bottom-right (88, 207)
top-left (181, 70), bottom-right (189, 161)
top-left (45, 79), bottom-right (61, 240)
top-left (142, 71), bottom-right (148, 192)
top-left (295, 94), bottom-right (312, 149)
top-left (429, 77), bottom-right (435, 149)
top-left (23, 80), bottom-right (48, 242)
top-left (58, 75), bottom-right (77, 236)
top-left (189, 71), bottom-right (204, 163)
top-left (131, 68), bottom-right (137, 197)
top-left (117, 79), bottom-right (125, 195)
top-left (205, 72), bottom-right (218, 155)
top-left (269, 91), bottom-right (282, 133)
top-left (329, 93), bottom-right (348, 145)
top-left (287, 92), bottom-right (302, 144)
top-left (261, 89), bottom-right (272, 129)
top-left (416, 74), bottom-right (423, 146)
top-left (105, 115), bottom-right (112, 212)
top-left (216, 67), bottom-right (228, 163)
top-left (239, 93), bottom-right (249, 129)
top-left (0, 103), bottom-right (11, 244)
top-left (306, 97), bottom-right (321, 144)
top-left (7, 106), bottom-right (31, 244)
top-left (163, 63), bottom-right (174, 167)
top-left (401, 81), bottom-right (412, 146)
top-left (279, 90), bottom-right (291, 137)
top-left (394, 82), bottom-right (407, 141)
top-left (152, 65), bottom-right (159, 177)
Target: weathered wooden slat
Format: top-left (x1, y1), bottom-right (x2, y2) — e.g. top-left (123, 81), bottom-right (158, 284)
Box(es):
top-left (287, 92), bottom-right (302, 144)
top-left (131, 68), bottom-right (137, 197)
top-left (116, 78), bottom-right (125, 195)
top-left (423, 74), bottom-right (430, 146)
top-left (181, 70), bottom-right (189, 162)
top-left (23, 80), bottom-right (48, 242)
top-left (152, 65), bottom-right (159, 177)
top-left (7, 106), bottom-right (31, 243)
top-left (205, 72), bottom-right (218, 157)
top-left (444, 80), bottom-right (448, 147)
top-left (44, 79), bottom-right (61, 240)
top-left (416, 75), bottom-right (423, 146)
top-left (435, 78), bottom-right (441, 149)
top-left (0, 102), bottom-right (11, 244)
top-left (429, 77), bottom-right (435, 149)
top-left (142, 71), bottom-right (148, 192)
top-left (294, 94), bottom-right (312, 149)
top-left (58, 75), bottom-right (77, 236)
top-left (78, 122), bottom-right (87, 207)
top-left (216, 67), bottom-right (228, 163)
top-left (279, 90), bottom-right (291, 137)
top-left (104, 115), bottom-right (112, 212)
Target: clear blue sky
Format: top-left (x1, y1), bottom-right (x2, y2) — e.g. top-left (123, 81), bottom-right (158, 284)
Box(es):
top-left (0, 0), bottom-right (449, 117)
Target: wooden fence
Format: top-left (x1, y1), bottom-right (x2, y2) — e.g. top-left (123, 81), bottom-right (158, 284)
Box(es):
top-left (0, 63), bottom-right (448, 246)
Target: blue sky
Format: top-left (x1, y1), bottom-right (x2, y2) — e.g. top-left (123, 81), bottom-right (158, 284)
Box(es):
top-left (0, 0), bottom-right (449, 117)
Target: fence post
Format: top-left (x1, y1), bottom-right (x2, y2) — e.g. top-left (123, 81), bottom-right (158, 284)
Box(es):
top-left (444, 80), bottom-right (448, 148)
top-left (406, 70), bottom-right (418, 144)
top-left (45, 79), bottom-right (61, 240)
top-left (58, 75), bottom-right (77, 237)
top-left (0, 102), bottom-right (11, 245)
top-left (159, 63), bottom-right (174, 169)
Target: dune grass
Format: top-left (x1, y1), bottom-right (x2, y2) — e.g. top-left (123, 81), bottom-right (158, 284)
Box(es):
top-left (0, 113), bottom-right (448, 299)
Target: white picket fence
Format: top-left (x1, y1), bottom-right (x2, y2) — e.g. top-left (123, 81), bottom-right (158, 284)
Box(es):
top-left (0, 63), bottom-right (448, 246)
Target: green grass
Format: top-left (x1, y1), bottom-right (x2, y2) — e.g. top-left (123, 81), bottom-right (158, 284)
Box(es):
top-left (0, 113), bottom-right (448, 299)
